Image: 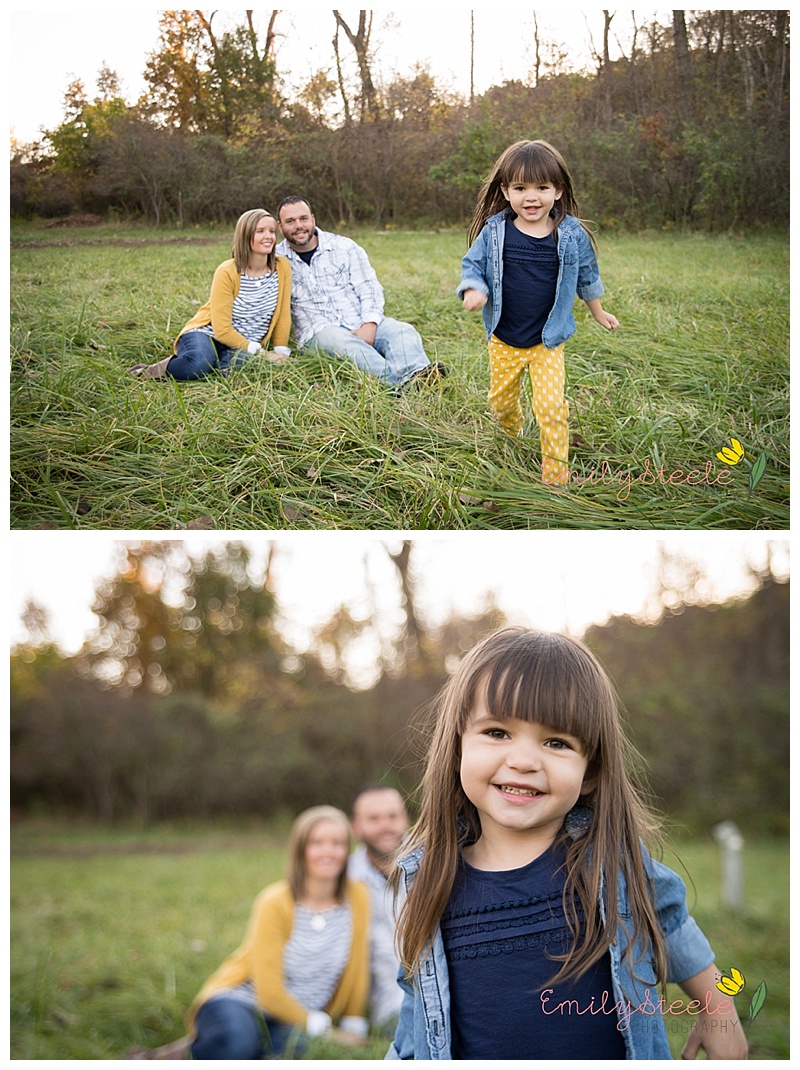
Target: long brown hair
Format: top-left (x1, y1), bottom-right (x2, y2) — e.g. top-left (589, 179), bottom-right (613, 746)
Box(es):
top-left (394, 628), bottom-right (667, 992)
top-left (286, 805), bottom-right (351, 902)
top-left (467, 139), bottom-right (596, 249)
top-left (231, 208), bottom-right (277, 274)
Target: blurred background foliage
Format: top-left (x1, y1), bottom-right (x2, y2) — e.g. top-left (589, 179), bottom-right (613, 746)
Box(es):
top-left (10, 540), bottom-right (788, 835)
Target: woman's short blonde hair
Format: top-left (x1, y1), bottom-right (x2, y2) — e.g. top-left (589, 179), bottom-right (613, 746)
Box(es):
top-left (231, 208), bottom-right (276, 274)
top-left (286, 805), bottom-right (351, 901)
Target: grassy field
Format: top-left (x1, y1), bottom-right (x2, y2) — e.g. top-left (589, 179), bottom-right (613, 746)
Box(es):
top-left (10, 222), bottom-right (788, 529)
top-left (10, 820), bottom-right (789, 1059)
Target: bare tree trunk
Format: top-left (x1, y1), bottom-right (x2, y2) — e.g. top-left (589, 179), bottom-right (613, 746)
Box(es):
top-left (333, 10), bottom-right (379, 120)
top-left (470, 12), bottom-right (475, 103)
top-left (601, 10), bottom-right (614, 122)
top-left (672, 9), bottom-right (694, 118)
top-left (533, 12), bottom-right (541, 88)
top-left (771, 9), bottom-right (789, 121)
top-left (387, 541), bottom-right (427, 667)
top-left (332, 25), bottom-right (352, 124)
top-left (628, 11), bottom-right (641, 113)
top-left (244, 9), bottom-right (279, 65)
top-left (195, 10), bottom-right (234, 139)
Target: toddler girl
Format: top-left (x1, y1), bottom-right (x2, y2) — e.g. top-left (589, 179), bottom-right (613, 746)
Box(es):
top-left (387, 628), bottom-right (747, 1059)
top-left (458, 140), bottom-right (619, 485)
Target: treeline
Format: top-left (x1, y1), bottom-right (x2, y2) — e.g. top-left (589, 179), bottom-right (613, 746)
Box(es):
top-left (585, 576), bottom-right (790, 834)
top-left (9, 543), bottom-right (499, 826)
top-left (10, 10), bottom-right (788, 231)
top-left (10, 542), bottom-right (789, 833)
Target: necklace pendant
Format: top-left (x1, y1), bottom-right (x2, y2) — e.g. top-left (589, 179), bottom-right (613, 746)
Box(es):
top-left (310, 914), bottom-right (326, 932)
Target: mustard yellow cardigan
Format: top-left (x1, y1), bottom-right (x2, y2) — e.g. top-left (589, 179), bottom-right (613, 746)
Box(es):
top-left (174, 256), bottom-right (292, 354)
top-left (187, 878), bottom-right (370, 1031)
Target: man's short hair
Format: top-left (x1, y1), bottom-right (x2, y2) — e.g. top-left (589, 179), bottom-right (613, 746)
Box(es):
top-left (277, 195), bottom-right (312, 217)
top-left (350, 783), bottom-right (404, 815)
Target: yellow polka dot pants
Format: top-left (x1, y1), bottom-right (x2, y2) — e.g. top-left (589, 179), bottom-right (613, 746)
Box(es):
top-left (488, 335), bottom-right (569, 485)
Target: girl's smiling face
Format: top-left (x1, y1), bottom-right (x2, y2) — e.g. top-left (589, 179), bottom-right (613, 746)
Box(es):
top-left (460, 690), bottom-right (593, 862)
top-left (501, 180), bottom-right (562, 230)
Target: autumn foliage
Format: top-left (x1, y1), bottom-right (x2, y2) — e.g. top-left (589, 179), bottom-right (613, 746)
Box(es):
top-left (10, 10), bottom-right (788, 231)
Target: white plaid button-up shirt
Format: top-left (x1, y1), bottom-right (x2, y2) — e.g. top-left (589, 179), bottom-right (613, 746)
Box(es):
top-left (276, 228), bottom-right (385, 347)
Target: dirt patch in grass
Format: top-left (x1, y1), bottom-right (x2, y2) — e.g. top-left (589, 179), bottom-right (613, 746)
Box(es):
top-left (13, 215), bottom-right (224, 248)
top-left (45, 214), bottom-right (109, 227)
top-left (13, 236), bottom-right (221, 249)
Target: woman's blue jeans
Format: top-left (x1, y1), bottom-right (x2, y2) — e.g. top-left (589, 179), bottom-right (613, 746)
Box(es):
top-left (167, 331), bottom-right (251, 381)
top-left (190, 996), bottom-right (305, 1059)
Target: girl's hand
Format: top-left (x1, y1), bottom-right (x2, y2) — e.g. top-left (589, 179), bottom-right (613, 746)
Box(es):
top-left (680, 1010), bottom-right (748, 1060)
top-left (678, 964), bottom-right (748, 1060)
top-left (585, 298), bottom-right (619, 330)
top-left (462, 288), bottom-right (488, 311)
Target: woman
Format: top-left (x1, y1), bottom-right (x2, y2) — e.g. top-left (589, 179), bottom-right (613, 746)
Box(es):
top-left (132, 806), bottom-right (369, 1061)
top-left (130, 208), bottom-right (291, 380)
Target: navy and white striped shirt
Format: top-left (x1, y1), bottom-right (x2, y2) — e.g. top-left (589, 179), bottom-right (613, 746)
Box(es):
top-left (283, 902), bottom-right (352, 1011)
top-left (197, 271), bottom-right (279, 344)
top-left (204, 900), bottom-right (352, 1016)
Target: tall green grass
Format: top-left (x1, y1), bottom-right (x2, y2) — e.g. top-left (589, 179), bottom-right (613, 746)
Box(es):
top-left (10, 821), bottom-right (789, 1059)
top-left (10, 225), bottom-right (788, 529)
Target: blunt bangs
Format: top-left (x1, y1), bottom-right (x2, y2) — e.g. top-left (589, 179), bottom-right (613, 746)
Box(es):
top-left (502, 144), bottom-right (564, 191)
top-left (461, 632), bottom-right (610, 757)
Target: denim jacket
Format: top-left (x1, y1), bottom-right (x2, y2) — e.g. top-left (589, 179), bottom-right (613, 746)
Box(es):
top-left (386, 816), bottom-right (715, 1060)
top-left (456, 210), bottom-right (606, 349)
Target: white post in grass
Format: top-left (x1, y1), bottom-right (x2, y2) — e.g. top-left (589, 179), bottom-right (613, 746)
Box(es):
top-left (712, 820), bottom-right (744, 909)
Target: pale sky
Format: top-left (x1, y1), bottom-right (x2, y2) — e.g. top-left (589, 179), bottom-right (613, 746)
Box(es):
top-left (9, 6), bottom-right (668, 144)
top-left (8, 533), bottom-right (790, 688)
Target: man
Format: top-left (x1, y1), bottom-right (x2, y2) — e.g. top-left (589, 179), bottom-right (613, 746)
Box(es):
top-left (276, 197), bottom-right (447, 388)
top-left (347, 785), bottom-right (410, 1031)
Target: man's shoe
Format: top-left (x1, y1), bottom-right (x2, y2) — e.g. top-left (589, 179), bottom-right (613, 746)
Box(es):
top-left (407, 362), bottom-right (449, 387)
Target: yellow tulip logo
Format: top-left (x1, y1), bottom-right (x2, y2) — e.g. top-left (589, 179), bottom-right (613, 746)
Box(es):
top-left (716, 438), bottom-right (745, 466)
top-left (714, 966), bottom-right (769, 1032)
top-left (716, 966), bottom-right (746, 995)
top-left (714, 436), bottom-right (768, 494)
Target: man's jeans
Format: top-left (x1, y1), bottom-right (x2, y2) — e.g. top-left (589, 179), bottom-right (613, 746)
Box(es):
top-left (190, 995), bottom-right (304, 1059)
top-left (305, 317), bottom-right (429, 386)
top-left (167, 331), bottom-right (250, 381)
